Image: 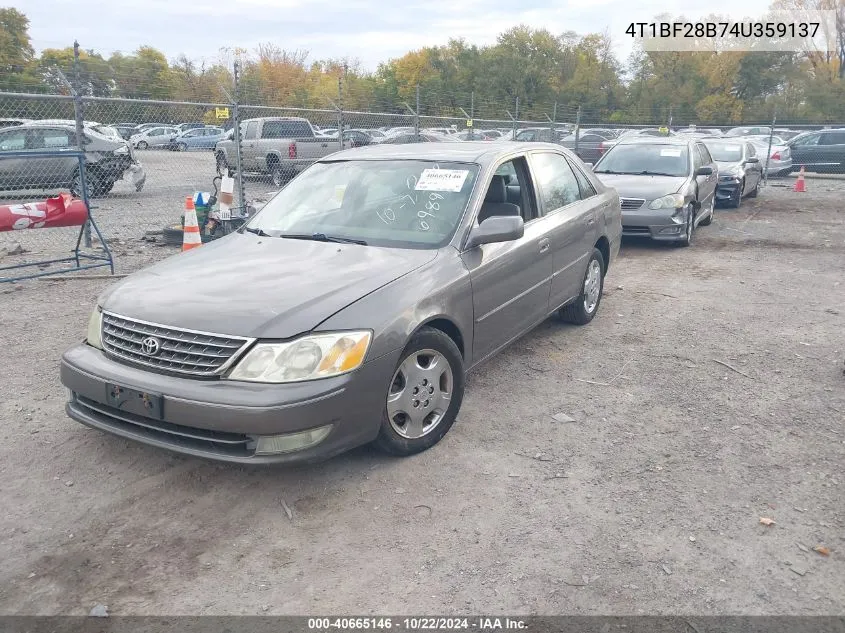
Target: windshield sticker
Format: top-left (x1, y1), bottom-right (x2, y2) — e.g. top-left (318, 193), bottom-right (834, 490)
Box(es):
top-left (660, 149), bottom-right (682, 157)
top-left (334, 185), bottom-right (347, 205)
top-left (723, 145), bottom-right (742, 151)
top-left (415, 169), bottom-right (469, 193)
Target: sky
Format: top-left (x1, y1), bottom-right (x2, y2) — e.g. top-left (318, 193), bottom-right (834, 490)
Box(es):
top-left (24, 0), bottom-right (775, 71)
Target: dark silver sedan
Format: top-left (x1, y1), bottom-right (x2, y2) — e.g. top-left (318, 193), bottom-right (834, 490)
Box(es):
top-left (60, 143), bottom-right (621, 464)
top-left (592, 137), bottom-right (717, 246)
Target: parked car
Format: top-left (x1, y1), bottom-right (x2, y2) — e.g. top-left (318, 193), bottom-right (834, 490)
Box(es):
top-left (177, 122), bottom-right (205, 133)
top-left (480, 129), bottom-right (503, 139)
top-left (559, 131), bottom-right (616, 163)
top-left (60, 142), bottom-right (620, 463)
top-left (592, 136), bottom-right (717, 246)
top-left (724, 126), bottom-right (772, 137)
top-left (515, 128), bottom-right (567, 143)
top-left (130, 126), bottom-right (180, 149)
top-left (168, 127), bottom-right (226, 151)
top-left (0, 123), bottom-right (146, 197)
top-left (422, 127), bottom-right (457, 136)
top-left (342, 129), bottom-right (374, 148)
top-left (454, 130), bottom-right (496, 141)
top-left (380, 132), bottom-right (461, 144)
top-left (702, 139), bottom-right (763, 207)
top-left (215, 117), bottom-right (340, 187)
top-left (112, 124), bottom-right (138, 140)
top-left (619, 128), bottom-right (674, 138)
top-left (744, 136), bottom-right (793, 176)
top-left (365, 129), bottom-right (387, 142)
top-left (0, 118), bottom-right (30, 128)
top-left (773, 128), bottom-right (802, 141)
top-left (582, 128), bottom-right (621, 138)
top-left (786, 128), bottom-right (845, 173)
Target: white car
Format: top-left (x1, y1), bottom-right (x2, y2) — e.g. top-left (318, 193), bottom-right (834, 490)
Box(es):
top-left (129, 126), bottom-right (180, 149)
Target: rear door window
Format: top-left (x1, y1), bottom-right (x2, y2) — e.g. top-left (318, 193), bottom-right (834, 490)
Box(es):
top-left (821, 132), bottom-right (845, 145)
top-left (0, 129), bottom-right (27, 151)
top-left (263, 120), bottom-right (313, 138)
top-left (531, 152), bottom-right (582, 213)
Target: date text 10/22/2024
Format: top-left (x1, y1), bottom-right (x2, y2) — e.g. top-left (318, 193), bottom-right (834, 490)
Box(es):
top-left (307, 617), bottom-right (528, 630)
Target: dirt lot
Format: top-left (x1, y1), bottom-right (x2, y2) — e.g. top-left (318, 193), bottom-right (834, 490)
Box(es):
top-left (0, 175), bottom-right (843, 616)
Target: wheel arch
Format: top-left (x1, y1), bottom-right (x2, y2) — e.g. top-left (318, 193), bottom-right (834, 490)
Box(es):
top-left (414, 317), bottom-right (466, 361)
top-left (594, 235), bottom-right (610, 273)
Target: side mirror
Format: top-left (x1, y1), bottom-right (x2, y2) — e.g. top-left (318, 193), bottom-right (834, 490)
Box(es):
top-left (466, 215), bottom-right (524, 249)
top-left (584, 162), bottom-right (594, 170)
top-left (745, 157), bottom-right (759, 164)
top-left (695, 166), bottom-right (713, 176)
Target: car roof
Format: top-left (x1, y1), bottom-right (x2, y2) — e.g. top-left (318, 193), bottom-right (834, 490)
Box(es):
top-left (321, 141), bottom-right (565, 164)
top-left (613, 136), bottom-right (694, 147)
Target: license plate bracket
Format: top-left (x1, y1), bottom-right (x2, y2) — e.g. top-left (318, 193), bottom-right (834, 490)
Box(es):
top-left (105, 383), bottom-right (164, 420)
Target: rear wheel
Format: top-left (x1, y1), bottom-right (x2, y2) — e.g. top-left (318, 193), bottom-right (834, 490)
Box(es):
top-left (271, 163), bottom-right (292, 187)
top-left (136, 140), bottom-right (148, 150)
top-left (176, 142), bottom-right (187, 152)
top-left (70, 168), bottom-right (104, 199)
top-left (374, 327), bottom-right (465, 457)
top-left (558, 248), bottom-right (605, 325)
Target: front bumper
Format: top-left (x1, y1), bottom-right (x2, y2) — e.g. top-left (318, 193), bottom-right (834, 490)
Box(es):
top-left (122, 163), bottom-right (146, 191)
top-left (621, 207), bottom-right (686, 241)
top-left (60, 343), bottom-right (400, 464)
top-left (716, 180), bottom-right (741, 201)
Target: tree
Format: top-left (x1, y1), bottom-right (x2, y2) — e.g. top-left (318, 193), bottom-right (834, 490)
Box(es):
top-left (0, 8), bottom-right (40, 91)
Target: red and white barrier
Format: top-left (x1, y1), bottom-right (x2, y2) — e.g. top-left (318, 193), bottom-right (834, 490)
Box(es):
top-left (0, 193), bottom-right (89, 232)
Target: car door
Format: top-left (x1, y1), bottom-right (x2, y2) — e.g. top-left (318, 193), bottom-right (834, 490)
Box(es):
top-left (25, 127), bottom-right (78, 187)
top-left (818, 131), bottom-right (845, 172)
top-left (461, 156), bottom-right (553, 364)
top-left (744, 142), bottom-right (763, 188)
top-left (789, 132), bottom-right (821, 170)
top-left (529, 151), bottom-right (599, 309)
top-left (0, 127), bottom-right (29, 187)
top-left (693, 143), bottom-right (716, 211)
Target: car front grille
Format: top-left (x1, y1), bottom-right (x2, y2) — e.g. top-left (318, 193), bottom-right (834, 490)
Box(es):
top-left (622, 225), bottom-right (651, 234)
top-left (620, 197), bottom-right (645, 210)
top-left (101, 311), bottom-right (252, 377)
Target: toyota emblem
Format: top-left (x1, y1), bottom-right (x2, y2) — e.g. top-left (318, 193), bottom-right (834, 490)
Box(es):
top-left (140, 336), bottom-right (162, 356)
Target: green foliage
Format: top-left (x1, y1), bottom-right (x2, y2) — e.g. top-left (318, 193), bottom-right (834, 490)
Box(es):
top-left (2, 6), bottom-right (845, 124)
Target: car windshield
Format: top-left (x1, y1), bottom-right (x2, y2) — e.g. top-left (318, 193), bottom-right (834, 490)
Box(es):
top-left (594, 144), bottom-right (689, 177)
top-left (705, 143), bottom-right (744, 162)
top-left (246, 160), bottom-right (479, 249)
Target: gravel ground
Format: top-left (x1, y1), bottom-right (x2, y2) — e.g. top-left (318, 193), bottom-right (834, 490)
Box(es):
top-left (0, 175), bottom-right (843, 616)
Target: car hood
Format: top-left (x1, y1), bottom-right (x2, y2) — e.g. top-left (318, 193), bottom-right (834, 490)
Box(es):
top-left (99, 233), bottom-right (437, 339)
top-left (594, 173), bottom-right (687, 199)
top-left (716, 160), bottom-right (743, 173)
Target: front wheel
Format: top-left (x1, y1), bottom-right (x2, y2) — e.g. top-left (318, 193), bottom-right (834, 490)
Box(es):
top-left (677, 205), bottom-right (695, 247)
top-left (374, 327), bottom-right (465, 456)
top-left (70, 168), bottom-right (103, 199)
top-left (728, 180), bottom-right (743, 208)
top-left (271, 164), bottom-right (293, 187)
top-left (558, 248), bottom-right (605, 325)
top-left (176, 143), bottom-right (187, 152)
top-left (699, 197), bottom-right (714, 226)
top-left (136, 141), bottom-right (148, 150)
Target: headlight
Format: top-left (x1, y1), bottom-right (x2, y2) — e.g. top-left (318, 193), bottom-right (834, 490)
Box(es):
top-left (114, 145), bottom-right (129, 155)
top-left (648, 193), bottom-right (685, 210)
top-left (228, 331), bottom-right (371, 383)
top-left (87, 307), bottom-right (103, 349)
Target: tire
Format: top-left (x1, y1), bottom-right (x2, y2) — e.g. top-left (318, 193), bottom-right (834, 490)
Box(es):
top-left (271, 163), bottom-right (292, 188)
top-left (676, 205), bottom-right (695, 247)
top-left (176, 143), bottom-right (187, 152)
top-left (136, 141), bottom-right (148, 150)
top-left (216, 153), bottom-right (228, 176)
top-left (728, 180), bottom-right (743, 208)
top-left (374, 327), bottom-right (465, 457)
top-left (558, 248), bottom-right (605, 325)
top-left (70, 168), bottom-right (104, 199)
top-left (99, 180), bottom-right (115, 196)
top-left (699, 196), bottom-right (714, 226)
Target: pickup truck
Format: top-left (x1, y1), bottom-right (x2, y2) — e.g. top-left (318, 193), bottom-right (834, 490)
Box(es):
top-left (214, 117), bottom-right (341, 186)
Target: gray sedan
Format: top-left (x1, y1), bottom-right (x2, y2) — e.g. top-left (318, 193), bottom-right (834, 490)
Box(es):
top-left (592, 137), bottom-right (717, 246)
top-left (702, 139), bottom-right (763, 207)
top-left (60, 143), bottom-right (621, 464)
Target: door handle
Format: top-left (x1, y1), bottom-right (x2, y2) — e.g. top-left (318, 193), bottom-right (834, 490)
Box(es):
top-left (538, 238), bottom-right (551, 254)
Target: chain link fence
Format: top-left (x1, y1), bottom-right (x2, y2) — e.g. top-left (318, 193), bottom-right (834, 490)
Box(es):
top-left (0, 85), bottom-right (836, 265)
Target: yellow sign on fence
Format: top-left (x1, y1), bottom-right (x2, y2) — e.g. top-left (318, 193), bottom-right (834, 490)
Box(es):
top-left (215, 107), bottom-right (230, 120)
top-left (466, 119), bottom-right (473, 128)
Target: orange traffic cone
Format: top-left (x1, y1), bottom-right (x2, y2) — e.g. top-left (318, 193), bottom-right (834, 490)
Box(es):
top-left (182, 196), bottom-right (201, 251)
top-left (794, 166), bottom-right (806, 192)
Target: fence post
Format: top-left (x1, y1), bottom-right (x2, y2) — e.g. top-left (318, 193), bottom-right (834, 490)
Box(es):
top-left (668, 105), bottom-right (674, 131)
top-left (764, 110), bottom-right (777, 186)
top-left (414, 85), bottom-right (420, 138)
top-left (232, 59), bottom-right (246, 212)
top-left (338, 65), bottom-right (346, 150)
top-left (469, 92), bottom-right (475, 141)
top-left (72, 41), bottom-right (92, 248)
top-left (574, 105), bottom-right (582, 155)
top-left (512, 96), bottom-right (519, 137)
top-left (551, 102), bottom-right (557, 140)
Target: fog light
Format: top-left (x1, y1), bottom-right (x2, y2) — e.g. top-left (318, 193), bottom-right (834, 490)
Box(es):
top-left (659, 226), bottom-right (683, 234)
top-left (254, 425), bottom-right (333, 455)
